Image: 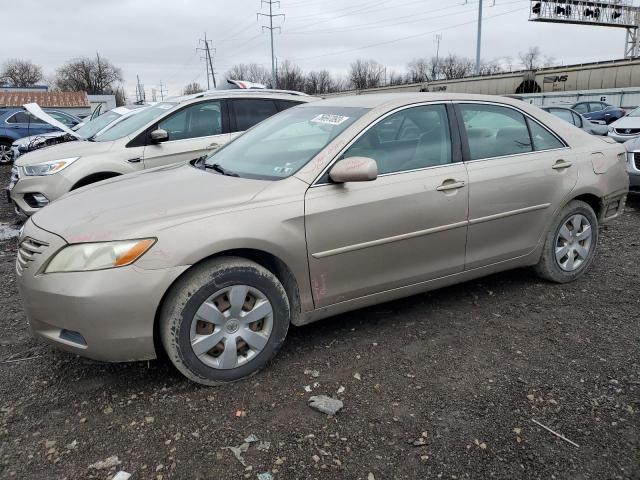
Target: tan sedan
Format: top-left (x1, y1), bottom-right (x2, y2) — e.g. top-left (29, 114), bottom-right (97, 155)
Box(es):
top-left (16, 93), bottom-right (629, 385)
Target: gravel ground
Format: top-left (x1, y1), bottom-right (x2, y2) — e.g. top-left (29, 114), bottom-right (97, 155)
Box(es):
top-left (0, 164), bottom-right (638, 480)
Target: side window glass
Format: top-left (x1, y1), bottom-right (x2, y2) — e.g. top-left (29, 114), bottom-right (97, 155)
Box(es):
top-left (158, 101), bottom-right (222, 141)
top-left (549, 108), bottom-right (573, 124)
top-left (342, 104), bottom-right (452, 175)
top-left (590, 102), bottom-right (603, 112)
top-left (571, 112), bottom-right (583, 127)
top-left (460, 104), bottom-right (532, 159)
top-left (7, 112), bottom-right (41, 124)
top-left (232, 99), bottom-right (278, 131)
top-left (527, 119), bottom-right (564, 151)
top-left (573, 103), bottom-right (588, 114)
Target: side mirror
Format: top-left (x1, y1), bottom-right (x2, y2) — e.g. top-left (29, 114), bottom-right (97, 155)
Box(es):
top-left (150, 129), bottom-right (169, 143)
top-left (329, 157), bottom-right (378, 183)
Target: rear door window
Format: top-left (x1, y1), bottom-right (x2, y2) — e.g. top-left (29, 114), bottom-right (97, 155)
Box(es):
top-left (6, 112), bottom-right (43, 124)
top-left (573, 103), bottom-right (589, 114)
top-left (275, 99), bottom-right (302, 112)
top-left (231, 99), bottom-right (278, 131)
top-left (459, 104), bottom-right (532, 160)
top-left (526, 119), bottom-right (565, 151)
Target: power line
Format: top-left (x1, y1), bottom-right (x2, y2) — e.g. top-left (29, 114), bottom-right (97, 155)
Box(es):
top-left (159, 80), bottom-right (168, 101)
top-left (258, 0), bottom-right (285, 87)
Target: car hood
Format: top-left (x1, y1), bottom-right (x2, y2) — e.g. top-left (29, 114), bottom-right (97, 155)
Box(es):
top-left (610, 116), bottom-right (640, 129)
top-left (13, 131), bottom-right (67, 147)
top-left (30, 162), bottom-right (272, 243)
top-left (14, 139), bottom-right (115, 166)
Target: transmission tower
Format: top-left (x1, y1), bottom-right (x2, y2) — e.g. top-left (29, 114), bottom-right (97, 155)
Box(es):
top-left (258, 0), bottom-right (285, 88)
top-left (197, 33), bottom-right (217, 89)
top-left (158, 81), bottom-right (168, 101)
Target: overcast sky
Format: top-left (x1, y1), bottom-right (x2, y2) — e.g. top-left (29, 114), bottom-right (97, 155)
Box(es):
top-left (3, 0), bottom-right (631, 99)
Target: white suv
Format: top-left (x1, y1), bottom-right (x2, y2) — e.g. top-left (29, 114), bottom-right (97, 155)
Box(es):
top-left (8, 90), bottom-right (317, 216)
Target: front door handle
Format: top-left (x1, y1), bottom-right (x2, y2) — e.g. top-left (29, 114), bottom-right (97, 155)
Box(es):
top-left (127, 157), bottom-right (142, 163)
top-left (552, 160), bottom-right (573, 170)
top-left (436, 180), bottom-right (466, 192)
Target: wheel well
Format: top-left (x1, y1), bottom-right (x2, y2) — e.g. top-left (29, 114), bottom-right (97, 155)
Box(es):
top-left (573, 193), bottom-right (602, 218)
top-left (0, 137), bottom-right (14, 145)
top-left (71, 172), bottom-right (121, 190)
top-left (152, 248), bottom-right (302, 359)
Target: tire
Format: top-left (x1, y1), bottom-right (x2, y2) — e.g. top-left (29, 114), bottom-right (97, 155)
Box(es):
top-left (533, 200), bottom-right (599, 283)
top-left (160, 256), bottom-right (290, 386)
top-left (0, 141), bottom-right (13, 164)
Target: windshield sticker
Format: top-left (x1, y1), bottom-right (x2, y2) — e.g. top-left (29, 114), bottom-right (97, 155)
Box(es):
top-left (273, 163), bottom-right (294, 176)
top-left (310, 114), bottom-right (349, 126)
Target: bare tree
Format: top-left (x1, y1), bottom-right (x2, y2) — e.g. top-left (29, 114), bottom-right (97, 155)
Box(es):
top-left (277, 60), bottom-right (306, 91)
top-left (519, 46), bottom-right (543, 70)
top-left (54, 54), bottom-right (122, 93)
top-left (388, 70), bottom-right (405, 86)
top-left (349, 59), bottom-right (385, 89)
top-left (439, 54), bottom-right (474, 80)
top-left (109, 85), bottom-right (127, 106)
top-left (304, 70), bottom-right (335, 95)
top-left (225, 63), bottom-right (271, 86)
top-left (183, 82), bottom-right (205, 95)
top-left (479, 60), bottom-right (504, 76)
top-left (407, 57), bottom-right (438, 83)
top-left (0, 59), bottom-right (44, 87)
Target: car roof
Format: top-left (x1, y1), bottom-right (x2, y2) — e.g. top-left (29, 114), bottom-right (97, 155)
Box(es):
top-left (168, 89), bottom-right (316, 104)
top-left (298, 92), bottom-right (536, 110)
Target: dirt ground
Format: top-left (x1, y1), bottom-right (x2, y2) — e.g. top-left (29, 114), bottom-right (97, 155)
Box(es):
top-left (0, 163), bottom-right (638, 480)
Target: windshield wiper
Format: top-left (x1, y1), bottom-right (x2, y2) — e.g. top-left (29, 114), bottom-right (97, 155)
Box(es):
top-left (204, 163), bottom-right (239, 177)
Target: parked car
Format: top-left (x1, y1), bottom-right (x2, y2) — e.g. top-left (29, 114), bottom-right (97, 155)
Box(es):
top-left (11, 104), bottom-right (149, 159)
top-left (542, 106), bottom-right (608, 135)
top-left (571, 101), bottom-right (626, 124)
top-left (8, 90), bottom-right (316, 216)
top-left (622, 136), bottom-right (640, 192)
top-left (15, 93), bottom-right (629, 385)
top-left (0, 108), bottom-right (81, 164)
top-left (606, 106), bottom-right (640, 143)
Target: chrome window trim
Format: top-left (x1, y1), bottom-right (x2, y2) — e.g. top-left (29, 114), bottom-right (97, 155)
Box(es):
top-left (310, 101), bottom-right (455, 188)
top-left (462, 146), bottom-right (570, 166)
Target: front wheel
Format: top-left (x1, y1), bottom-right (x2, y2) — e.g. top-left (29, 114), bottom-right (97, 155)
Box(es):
top-left (160, 257), bottom-right (290, 385)
top-left (0, 141), bottom-right (13, 164)
top-left (533, 200), bottom-right (599, 283)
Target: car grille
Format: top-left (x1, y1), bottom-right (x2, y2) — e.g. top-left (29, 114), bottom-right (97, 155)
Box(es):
top-left (614, 128), bottom-right (640, 135)
top-left (634, 152), bottom-right (640, 170)
top-left (16, 237), bottom-right (49, 275)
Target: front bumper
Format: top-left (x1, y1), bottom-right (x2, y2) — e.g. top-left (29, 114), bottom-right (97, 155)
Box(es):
top-left (16, 220), bottom-right (189, 362)
top-left (8, 168), bottom-right (75, 216)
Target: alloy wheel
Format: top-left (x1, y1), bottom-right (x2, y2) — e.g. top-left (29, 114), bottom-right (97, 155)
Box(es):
top-left (189, 285), bottom-right (274, 369)
top-left (554, 214), bottom-right (593, 272)
top-left (0, 145), bottom-right (13, 164)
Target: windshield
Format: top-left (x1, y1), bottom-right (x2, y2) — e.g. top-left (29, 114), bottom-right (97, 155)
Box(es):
top-left (627, 107), bottom-right (640, 118)
top-left (93, 103), bottom-right (177, 141)
top-left (204, 106), bottom-right (368, 180)
top-left (75, 110), bottom-right (122, 139)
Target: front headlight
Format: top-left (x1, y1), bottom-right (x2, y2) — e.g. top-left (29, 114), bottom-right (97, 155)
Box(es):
top-left (44, 238), bottom-right (156, 273)
top-left (22, 157), bottom-right (80, 176)
top-left (608, 126), bottom-right (614, 133)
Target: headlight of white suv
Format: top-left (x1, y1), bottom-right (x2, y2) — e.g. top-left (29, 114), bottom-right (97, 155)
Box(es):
top-left (608, 126), bottom-right (614, 133)
top-left (44, 239), bottom-right (156, 273)
top-left (22, 157), bottom-right (80, 176)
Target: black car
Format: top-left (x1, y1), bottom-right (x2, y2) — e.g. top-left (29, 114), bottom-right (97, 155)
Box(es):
top-left (570, 101), bottom-right (626, 124)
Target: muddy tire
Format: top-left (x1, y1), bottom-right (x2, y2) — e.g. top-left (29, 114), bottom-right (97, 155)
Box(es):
top-left (533, 200), bottom-right (599, 283)
top-left (160, 257), bottom-right (290, 386)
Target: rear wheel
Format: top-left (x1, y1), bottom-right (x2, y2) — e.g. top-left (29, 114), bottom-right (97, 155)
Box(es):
top-left (160, 257), bottom-right (290, 385)
top-left (533, 200), bottom-right (598, 283)
top-left (0, 141), bottom-right (13, 164)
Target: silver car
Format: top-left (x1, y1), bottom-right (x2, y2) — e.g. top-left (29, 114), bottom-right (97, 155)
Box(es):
top-left (608, 106), bottom-right (640, 143)
top-left (16, 93), bottom-right (629, 385)
top-left (9, 90), bottom-right (316, 216)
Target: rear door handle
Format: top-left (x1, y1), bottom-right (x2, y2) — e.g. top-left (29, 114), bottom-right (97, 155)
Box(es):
top-left (552, 160), bottom-right (573, 170)
top-left (436, 180), bottom-right (466, 192)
